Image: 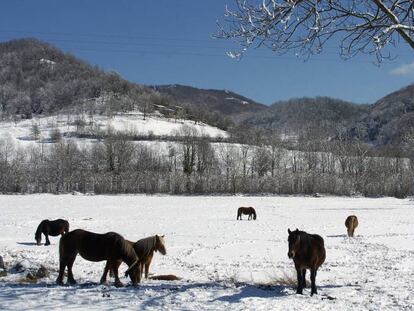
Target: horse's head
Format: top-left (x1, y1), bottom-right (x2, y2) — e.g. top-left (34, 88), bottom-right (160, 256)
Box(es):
top-left (253, 212), bottom-right (257, 220)
top-left (155, 235), bottom-right (166, 255)
top-left (34, 234), bottom-right (41, 246)
top-left (287, 228), bottom-right (301, 259)
top-left (35, 221), bottom-right (45, 245)
top-left (124, 259), bottom-right (141, 286)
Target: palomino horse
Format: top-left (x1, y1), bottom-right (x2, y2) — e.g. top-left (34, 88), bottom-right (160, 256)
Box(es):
top-left (35, 219), bottom-right (69, 246)
top-left (56, 229), bottom-right (141, 287)
top-left (237, 207), bottom-right (257, 220)
top-left (103, 235), bottom-right (166, 282)
top-left (345, 215), bottom-right (359, 237)
top-left (287, 228), bottom-right (326, 296)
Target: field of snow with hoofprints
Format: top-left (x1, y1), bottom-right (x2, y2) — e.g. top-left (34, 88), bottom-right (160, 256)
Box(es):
top-left (0, 194), bottom-right (413, 310)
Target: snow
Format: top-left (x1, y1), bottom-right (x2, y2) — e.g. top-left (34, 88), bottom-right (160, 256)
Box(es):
top-left (39, 59), bottom-right (56, 66)
top-left (0, 195), bottom-right (413, 310)
top-left (225, 97), bottom-right (250, 105)
top-left (0, 113), bottom-right (228, 149)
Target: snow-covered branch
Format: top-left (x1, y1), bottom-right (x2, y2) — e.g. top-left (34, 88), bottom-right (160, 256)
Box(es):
top-left (216, 0), bottom-right (414, 62)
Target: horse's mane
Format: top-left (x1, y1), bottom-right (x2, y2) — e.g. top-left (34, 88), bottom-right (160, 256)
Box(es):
top-left (134, 236), bottom-right (156, 260)
top-left (35, 220), bottom-right (47, 239)
top-left (109, 233), bottom-right (137, 264)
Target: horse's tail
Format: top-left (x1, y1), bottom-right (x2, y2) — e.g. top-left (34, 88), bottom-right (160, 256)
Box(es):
top-left (350, 217), bottom-right (358, 236)
top-left (353, 217), bottom-right (358, 228)
top-left (347, 226), bottom-right (352, 237)
top-left (253, 210), bottom-right (257, 220)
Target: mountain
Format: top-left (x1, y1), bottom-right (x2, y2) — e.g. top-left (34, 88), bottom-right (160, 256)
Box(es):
top-left (355, 84), bottom-right (414, 146)
top-left (0, 38), bottom-right (163, 119)
top-left (153, 84), bottom-right (268, 122)
top-left (243, 97), bottom-right (369, 140)
top-left (2, 38), bottom-right (414, 148)
top-left (0, 39), bottom-right (255, 130)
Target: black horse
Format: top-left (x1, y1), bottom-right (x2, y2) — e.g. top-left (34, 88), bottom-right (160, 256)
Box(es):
top-left (56, 229), bottom-right (141, 287)
top-left (35, 219), bottom-right (69, 246)
top-left (287, 228), bottom-right (326, 296)
top-left (237, 207), bottom-right (257, 220)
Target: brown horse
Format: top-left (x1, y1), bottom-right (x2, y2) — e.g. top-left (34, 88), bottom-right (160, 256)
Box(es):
top-left (345, 215), bottom-right (358, 237)
top-left (56, 229), bottom-right (141, 287)
top-left (237, 207), bottom-right (257, 220)
top-left (35, 219), bottom-right (69, 246)
top-left (287, 228), bottom-right (326, 296)
top-left (103, 235), bottom-right (166, 282)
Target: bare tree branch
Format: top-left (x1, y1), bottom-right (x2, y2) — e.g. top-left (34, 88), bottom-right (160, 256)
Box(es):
top-left (216, 0), bottom-right (414, 62)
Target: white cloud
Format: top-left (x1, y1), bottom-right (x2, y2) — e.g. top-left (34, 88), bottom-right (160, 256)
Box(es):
top-left (391, 62), bottom-right (414, 76)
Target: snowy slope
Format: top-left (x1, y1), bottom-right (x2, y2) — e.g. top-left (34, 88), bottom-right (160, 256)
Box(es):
top-left (0, 113), bottom-right (228, 149)
top-left (0, 195), bottom-right (413, 310)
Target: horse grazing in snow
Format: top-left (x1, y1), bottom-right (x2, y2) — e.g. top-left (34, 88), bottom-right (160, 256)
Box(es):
top-left (237, 207), bottom-right (257, 220)
top-left (103, 235), bottom-right (166, 282)
top-left (35, 219), bottom-right (69, 246)
top-left (345, 215), bottom-right (359, 237)
top-left (56, 229), bottom-right (141, 287)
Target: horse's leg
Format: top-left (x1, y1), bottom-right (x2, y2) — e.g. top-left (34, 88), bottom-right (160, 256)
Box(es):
top-left (44, 232), bottom-right (51, 246)
top-left (139, 262), bottom-right (144, 279)
top-left (144, 262), bottom-right (150, 279)
top-left (295, 265), bottom-right (303, 294)
top-left (111, 262), bottom-right (124, 288)
top-left (310, 268), bottom-right (317, 296)
top-left (145, 256), bottom-right (153, 279)
top-left (109, 260), bottom-right (121, 279)
top-left (100, 261), bottom-right (111, 284)
top-left (302, 269), bottom-right (306, 288)
top-left (66, 253), bottom-right (77, 285)
top-left (56, 258), bottom-right (66, 285)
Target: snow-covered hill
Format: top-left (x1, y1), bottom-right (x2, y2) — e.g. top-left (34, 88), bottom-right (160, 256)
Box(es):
top-left (0, 112), bottom-right (228, 148)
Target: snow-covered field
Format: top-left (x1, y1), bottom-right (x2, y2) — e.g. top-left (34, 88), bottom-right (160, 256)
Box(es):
top-left (0, 195), bottom-right (413, 310)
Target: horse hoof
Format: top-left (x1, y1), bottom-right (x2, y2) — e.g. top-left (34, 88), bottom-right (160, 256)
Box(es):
top-left (115, 282), bottom-right (124, 288)
top-left (56, 279), bottom-right (64, 286)
top-left (68, 280), bottom-right (77, 285)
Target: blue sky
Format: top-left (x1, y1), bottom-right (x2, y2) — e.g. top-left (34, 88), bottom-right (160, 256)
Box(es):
top-left (0, 0), bottom-right (413, 105)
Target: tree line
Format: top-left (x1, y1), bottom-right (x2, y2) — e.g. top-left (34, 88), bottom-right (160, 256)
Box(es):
top-left (0, 127), bottom-right (411, 198)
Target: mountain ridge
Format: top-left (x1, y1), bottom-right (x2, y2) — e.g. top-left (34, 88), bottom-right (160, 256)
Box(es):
top-left (1, 38), bottom-right (414, 148)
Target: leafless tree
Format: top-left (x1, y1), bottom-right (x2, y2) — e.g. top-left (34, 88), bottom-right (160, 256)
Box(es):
top-left (217, 0), bottom-right (414, 62)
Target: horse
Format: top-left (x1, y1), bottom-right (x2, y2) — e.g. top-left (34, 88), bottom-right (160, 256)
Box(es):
top-left (345, 215), bottom-right (358, 237)
top-left (287, 228), bottom-right (326, 296)
top-left (103, 235), bottom-right (166, 282)
top-left (237, 207), bottom-right (257, 220)
top-left (56, 229), bottom-right (141, 287)
top-left (35, 219), bottom-right (69, 246)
